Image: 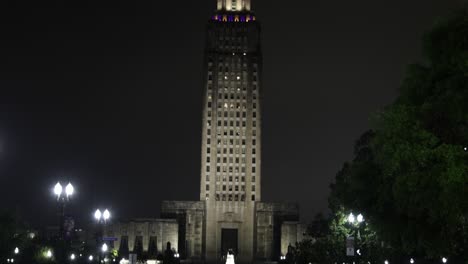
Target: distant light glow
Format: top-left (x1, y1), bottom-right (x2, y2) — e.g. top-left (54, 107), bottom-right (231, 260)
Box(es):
top-left (45, 249), bottom-right (52, 258)
top-left (65, 183), bottom-right (74, 196)
top-left (102, 243), bottom-right (108, 252)
top-left (442, 257), bottom-right (447, 263)
top-left (103, 209), bottom-right (110, 221)
top-left (14, 247), bottom-right (19, 254)
top-left (94, 209), bottom-right (102, 221)
top-left (88, 255), bottom-right (94, 261)
top-left (54, 183), bottom-right (63, 197)
top-left (385, 260), bottom-right (389, 264)
top-left (357, 214), bottom-right (364, 223)
top-left (347, 213), bottom-right (355, 223)
top-left (410, 258), bottom-right (415, 263)
top-left (70, 253), bottom-right (76, 260)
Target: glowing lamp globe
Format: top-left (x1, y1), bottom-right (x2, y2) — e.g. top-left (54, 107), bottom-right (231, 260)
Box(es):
top-left (54, 183), bottom-right (63, 197)
top-left (65, 183), bottom-right (74, 197)
top-left (94, 209), bottom-right (102, 221)
top-left (103, 209), bottom-right (110, 221)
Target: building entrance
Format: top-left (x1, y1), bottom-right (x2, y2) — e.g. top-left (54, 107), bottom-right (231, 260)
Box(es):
top-left (221, 228), bottom-right (238, 255)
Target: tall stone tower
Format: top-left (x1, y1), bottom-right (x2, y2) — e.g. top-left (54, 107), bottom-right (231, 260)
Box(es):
top-left (200, 0), bottom-right (261, 262)
top-left (106, 2), bottom-right (303, 263)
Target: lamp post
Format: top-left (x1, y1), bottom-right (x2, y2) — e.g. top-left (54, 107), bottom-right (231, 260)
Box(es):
top-left (95, 209), bottom-right (111, 263)
top-left (53, 182), bottom-right (74, 263)
top-left (347, 212), bottom-right (365, 263)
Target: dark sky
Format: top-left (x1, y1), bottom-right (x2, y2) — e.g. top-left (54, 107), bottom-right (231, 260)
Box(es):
top-left (0, 0), bottom-right (463, 227)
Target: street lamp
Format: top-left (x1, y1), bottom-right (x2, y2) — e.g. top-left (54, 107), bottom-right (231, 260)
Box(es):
top-left (70, 253), bottom-right (76, 261)
top-left (94, 209), bottom-right (102, 221)
top-left (102, 243), bottom-right (108, 253)
top-left (442, 257), bottom-right (448, 263)
top-left (45, 249), bottom-right (53, 258)
top-left (410, 258), bottom-right (415, 263)
top-left (103, 209), bottom-right (110, 222)
top-left (88, 255), bottom-right (94, 261)
top-left (94, 209), bottom-right (111, 223)
top-left (357, 213), bottom-right (364, 223)
top-left (347, 213), bottom-right (355, 224)
top-left (14, 247), bottom-right (19, 254)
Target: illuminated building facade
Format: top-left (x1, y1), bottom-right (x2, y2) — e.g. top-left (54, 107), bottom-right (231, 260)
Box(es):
top-left (107, 1), bottom-right (305, 263)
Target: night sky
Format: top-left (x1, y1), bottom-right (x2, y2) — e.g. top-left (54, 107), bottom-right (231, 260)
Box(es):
top-left (0, 0), bottom-right (463, 228)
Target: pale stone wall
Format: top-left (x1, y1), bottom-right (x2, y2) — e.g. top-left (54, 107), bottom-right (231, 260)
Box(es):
top-left (280, 222), bottom-right (307, 255)
top-left (255, 202), bottom-right (300, 261)
top-left (161, 201), bottom-right (205, 260)
top-left (106, 219), bottom-right (178, 254)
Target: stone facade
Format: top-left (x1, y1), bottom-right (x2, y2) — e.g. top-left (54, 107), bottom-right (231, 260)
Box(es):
top-left (109, 1), bottom-right (305, 263)
top-left (106, 219), bottom-right (178, 256)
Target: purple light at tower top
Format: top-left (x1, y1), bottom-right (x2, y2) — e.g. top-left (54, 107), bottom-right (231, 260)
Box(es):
top-left (228, 15), bottom-right (234, 22)
top-left (213, 15), bottom-right (219, 21)
top-left (240, 15), bottom-right (246, 22)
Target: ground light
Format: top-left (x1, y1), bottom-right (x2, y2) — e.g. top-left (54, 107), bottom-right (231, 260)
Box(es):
top-left (410, 258), bottom-right (415, 263)
top-left (442, 257), bottom-right (448, 263)
top-left (14, 247), bottom-right (19, 254)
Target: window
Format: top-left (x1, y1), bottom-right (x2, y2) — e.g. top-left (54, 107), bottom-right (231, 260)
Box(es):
top-left (252, 176), bottom-right (256, 182)
top-left (252, 167), bottom-right (256, 173)
top-left (253, 139), bottom-right (256, 145)
top-left (208, 102), bottom-right (212, 108)
top-left (252, 158), bottom-right (256, 164)
top-left (206, 166), bottom-right (210, 172)
top-left (252, 148), bottom-right (256, 154)
top-left (207, 148), bottom-right (210, 153)
top-left (206, 175), bottom-right (210, 181)
top-left (252, 185), bottom-right (255, 191)
top-left (207, 157), bottom-right (210, 163)
top-left (206, 185), bottom-right (210, 191)
top-left (251, 195), bottom-right (255, 201)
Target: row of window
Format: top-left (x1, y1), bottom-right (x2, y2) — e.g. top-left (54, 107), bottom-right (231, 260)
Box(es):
top-left (209, 193), bottom-right (256, 202)
top-left (207, 128), bottom-right (256, 137)
top-left (206, 166), bottom-right (257, 173)
top-left (206, 119), bottom-right (257, 128)
top-left (206, 175), bottom-right (256, 182)
top-left (206, 184), bottom-right (256, 192)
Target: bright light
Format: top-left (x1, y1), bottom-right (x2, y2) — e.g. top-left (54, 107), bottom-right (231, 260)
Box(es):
top-left (236, 76), bottom-right (240, 80)
top-left (70, 253), bottom-right (76, 260)
top-left (410, 258), bottom-right (415, 263)
top-left (65, 183), bottom-right (74, 196)
top-left (356, 249), bottom-right (361, 256)
top-left (14, 247), bottom-right (19, 254)
top-left (442, 257), bottom-right (447, 263)
top-left (347, 213), bottom-right (355, 223)
top-left (103, 209), bottom-right (110, 221)
top-left (385, 260), bottom-right (389, 264)
top-left (102, 243), bottom-right (108, 252)
top-left (357, 214), bottom-right (364, 223)
top-left (94, 209), bottom-right (102, 221)
top-left (45, 249), bottom-right (53, 258)
top-left (88, 255), bottom-right (94, 261)
top-left (54, 182), bottom-right (63, 197)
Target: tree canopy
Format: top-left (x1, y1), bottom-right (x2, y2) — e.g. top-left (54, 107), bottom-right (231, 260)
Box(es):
top-left (329, 9), bottom-right (468, 261)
